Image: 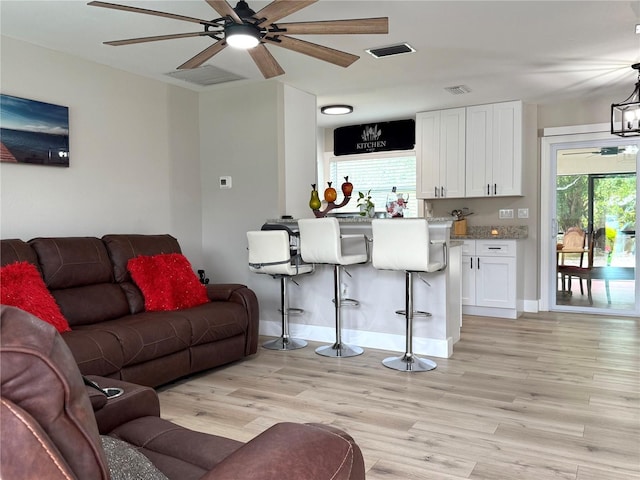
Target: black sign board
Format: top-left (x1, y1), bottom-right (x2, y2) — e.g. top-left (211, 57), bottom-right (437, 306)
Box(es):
top-left (334, 119), bottom-right (415, 156)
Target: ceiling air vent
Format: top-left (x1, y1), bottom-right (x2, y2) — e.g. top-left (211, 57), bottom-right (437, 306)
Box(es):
top-left (165, 65), bottom-right (245, 86)
top-left (444, 85), bottom-right (472, 95)
top-left (365, 43), bottom-right (416, 58)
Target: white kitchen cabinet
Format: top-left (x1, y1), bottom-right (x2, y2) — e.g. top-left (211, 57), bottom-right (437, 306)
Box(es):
top-left (461, 239), bottom-right (523, 319)
top-left (416, 108), bottom-right (466, 199)
top-left (465, 101), bottom-right (523, 197)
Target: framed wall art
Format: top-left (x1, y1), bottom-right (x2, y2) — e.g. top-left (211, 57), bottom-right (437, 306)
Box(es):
top-left (0, 94), bottom-right (69, 167)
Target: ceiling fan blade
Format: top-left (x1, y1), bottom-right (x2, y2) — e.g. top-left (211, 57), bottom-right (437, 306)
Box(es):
top-left (105, 32), bottom-right (216, 46)
top-left (205, 0), bottom-right (242, 24)
top-left (178, 40), bottom-right (227, 69)
top-left (248, 44), bottom-right (285, 78)
top-left (275, 18), bottom-right (389, 35)
top-left (88, 1), bottom-right (208, 25)
top-left (263, 35), bottom-right (358, 68)
top-left (254, 0), bottom-right (318, 26)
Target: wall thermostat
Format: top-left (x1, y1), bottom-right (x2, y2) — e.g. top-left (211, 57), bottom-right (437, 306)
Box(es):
top-left (219, 176), bottom-right (232, 189)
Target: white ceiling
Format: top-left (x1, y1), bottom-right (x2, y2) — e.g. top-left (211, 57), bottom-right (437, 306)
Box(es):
top-left (1, 0), bottom-right (639, 128)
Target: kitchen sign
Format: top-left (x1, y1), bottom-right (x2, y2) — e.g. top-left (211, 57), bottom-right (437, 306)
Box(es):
top-left (333, 119), bottom-right (415, 156)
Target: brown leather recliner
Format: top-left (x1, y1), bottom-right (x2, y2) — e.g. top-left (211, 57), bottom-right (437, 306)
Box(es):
top-left (0, 306), bottom-right (366, 480)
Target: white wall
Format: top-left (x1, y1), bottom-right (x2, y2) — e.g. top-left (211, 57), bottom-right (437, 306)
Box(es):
top-left (198, 82), bottom-right (318, 285)
top-left (0, 37), bottom-right (203, 263)
top-left (199, 81), bottom-right (280, 285)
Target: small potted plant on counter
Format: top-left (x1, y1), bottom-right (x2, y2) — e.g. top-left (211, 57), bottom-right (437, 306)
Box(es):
top-left (357, 190), bottom-right (375, 217)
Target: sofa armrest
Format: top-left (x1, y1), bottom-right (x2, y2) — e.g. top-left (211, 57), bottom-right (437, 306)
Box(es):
top-left (206, 284), bottom-right (259, 356)
top-left (206, 283), bottom-right (250, 302)
top-left (87, 376), bottom-right (160, 435)
top-left (201, 423), bottom-right (365, 480)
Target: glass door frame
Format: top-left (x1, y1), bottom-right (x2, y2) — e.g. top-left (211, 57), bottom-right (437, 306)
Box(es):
top-left (540, 124), bottom-right (639, 316)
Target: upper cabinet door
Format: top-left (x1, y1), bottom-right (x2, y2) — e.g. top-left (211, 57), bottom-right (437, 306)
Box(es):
top-left (440, 108), bottom-right (466, 199)
top-left (492, 101), bottom-right (522, 196)
top-left (416, 111), bottom-right (441, 199)
top-left (465, 101), bottom-right (523, 197)
top-left (416, 108), bottom-right (465, 199)
top-left (465, 104), bottom-right (493, 197)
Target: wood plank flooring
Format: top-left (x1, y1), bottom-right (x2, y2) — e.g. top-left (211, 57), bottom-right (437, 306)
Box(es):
top-left (157, 312), bottom-right (640, 479)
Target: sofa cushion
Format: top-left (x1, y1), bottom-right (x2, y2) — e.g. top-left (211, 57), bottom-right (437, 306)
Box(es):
top-left (0, 239), bottom-right (40, 271)
top-left (110, 416), bottom-right (243, 480)
top-left (103, 234), bottom-right (182, 283)
top-left (53, 283), bottom-right (131, 327)
top-left (101, 435), bottom-right (169, 480)
top-left (103, 234), bottom-right (183, 314)
top-left (29, 237), bottom-right (131, 325)
top-left (29, 237), bottom-right (114, 289)
top-left (62, 329), bottom-right (125, 377)
top-left (127, 253), bottom-right (209, 312)
top-left (83, 312), bottom-right (192, 368)
top-left (0, 262), bottom-right (70, 333)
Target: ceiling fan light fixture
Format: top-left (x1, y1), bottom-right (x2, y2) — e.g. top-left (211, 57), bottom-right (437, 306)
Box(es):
top-left (321, 105), bottom-right (353, 115)
top-left (611, 63), bottom-right (640, 137)
top-left (225, 23), bottom-right (260, 49)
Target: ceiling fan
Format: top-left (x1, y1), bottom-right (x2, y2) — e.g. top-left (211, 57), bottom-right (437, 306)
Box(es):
top-left (88, 0), bottom-right (389, 78)
top-left (562, 146), bottom-right (639, 157)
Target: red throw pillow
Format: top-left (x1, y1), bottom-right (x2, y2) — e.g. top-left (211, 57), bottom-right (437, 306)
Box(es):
top-left (0, 261), bottom-right (71, 333)
top-left (127, 253), bottom-right (209, 312)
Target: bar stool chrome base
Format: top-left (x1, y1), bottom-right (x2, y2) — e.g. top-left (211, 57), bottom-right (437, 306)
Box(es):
top-left (383, 353), bottom-right (436, 372)
top-left (263, 336), bottom-right (308, 351)
top-left (315, 342), bottom-right (363, 358)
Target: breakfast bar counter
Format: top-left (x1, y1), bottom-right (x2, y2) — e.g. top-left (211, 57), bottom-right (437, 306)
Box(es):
top-left (252, 217), bottom-right (462, 358)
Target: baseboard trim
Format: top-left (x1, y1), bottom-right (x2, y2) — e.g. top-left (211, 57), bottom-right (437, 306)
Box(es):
top-left (259, 321), bottom-right (453, 358)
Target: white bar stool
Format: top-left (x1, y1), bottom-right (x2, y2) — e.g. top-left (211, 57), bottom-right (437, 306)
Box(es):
top-left (371, 218), bottom-right (447, 372)
top-left (247, 228), bottom-right (314, 351)
top-left (298, 218), bottom-right (369, 358)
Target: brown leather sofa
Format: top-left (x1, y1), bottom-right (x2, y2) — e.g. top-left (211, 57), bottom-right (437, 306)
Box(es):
top-left (0, 305), bottom-right (366, 480)
top-left (0, 234), bottom-right (259, 387)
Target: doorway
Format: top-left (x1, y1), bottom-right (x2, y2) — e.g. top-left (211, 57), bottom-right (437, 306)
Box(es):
top-left (541, 126), bottom-right (639, 316)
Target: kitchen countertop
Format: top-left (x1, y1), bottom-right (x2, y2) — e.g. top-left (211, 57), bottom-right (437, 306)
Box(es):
top-left (266, 216), bottom-right (455, 224)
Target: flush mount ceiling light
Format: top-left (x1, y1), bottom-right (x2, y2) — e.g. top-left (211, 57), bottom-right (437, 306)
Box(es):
top-left (225, 23), bottom-right (261, 49)
top-left (321, 105), bottom-right (353, 115)
top-left (611, 63), bottom-right (640, 137)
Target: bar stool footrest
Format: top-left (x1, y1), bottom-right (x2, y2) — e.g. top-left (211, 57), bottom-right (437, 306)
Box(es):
top-left (395, 309), bottom-right (431, 317)
top-left (332, 298), bottom-right (360, 307)
top-left (277, 307), bottom-right (304, 315)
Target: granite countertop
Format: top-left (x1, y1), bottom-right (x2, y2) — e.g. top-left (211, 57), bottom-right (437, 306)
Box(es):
top-left (451, 225), bottom-right (528, 240)
top-left (267, 216), bottom-right (455, 224)
top-left (264, 218), bottom-right (527, 240)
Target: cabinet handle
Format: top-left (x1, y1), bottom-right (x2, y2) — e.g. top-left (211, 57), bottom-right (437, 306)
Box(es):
top-left (486, 184), bottom-right (490, 196)
top-left (441, 186), bottom-right (445, 197)
top-left (477, 258), bottom-right (480, 269)
top-left (494, 183), bottom-right (497, 195)
top-left (470, 258), bottom-right (473, 269)
top-left (435, 186), bottom-right (438, 197)
top-left (488, 247), bottom-right (501, 250)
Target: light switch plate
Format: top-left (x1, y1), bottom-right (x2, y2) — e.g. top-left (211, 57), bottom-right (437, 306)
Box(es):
top-left (499, 209), bottom-right (514, 219)
top-left (518, 208), bottom-right (529, 219)
top-left (219, 176), bottom-right (232, 189)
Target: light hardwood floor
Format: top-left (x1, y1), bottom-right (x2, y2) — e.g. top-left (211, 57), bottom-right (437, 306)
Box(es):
top-left (157, 312), bottom-right (640, 479)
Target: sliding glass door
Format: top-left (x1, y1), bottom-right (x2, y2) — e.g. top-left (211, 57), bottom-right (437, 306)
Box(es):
top-left (553, 141), bottom-right (638, 313)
